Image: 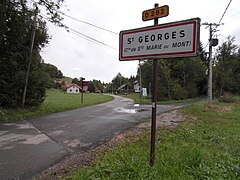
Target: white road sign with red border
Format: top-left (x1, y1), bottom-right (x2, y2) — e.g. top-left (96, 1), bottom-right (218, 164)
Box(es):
top-left (119, 18), bottom-right (200, 61)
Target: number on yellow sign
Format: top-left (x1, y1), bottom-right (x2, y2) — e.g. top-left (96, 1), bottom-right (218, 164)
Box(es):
top-left (142, 5), bottom-right (169, 21)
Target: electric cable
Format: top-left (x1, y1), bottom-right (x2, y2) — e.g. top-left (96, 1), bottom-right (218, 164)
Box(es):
top-left (68, 27), bottom-right (117, 50)
top-left (218, 0), bottom-right (233, 25)
top-left (39, 13), bottom-right (117, 50)
top-left (60, 12), bottom-right (118, 35)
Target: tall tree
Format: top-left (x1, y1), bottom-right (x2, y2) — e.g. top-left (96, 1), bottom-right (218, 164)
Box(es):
top-left (214, 36), bottom-right (239, 96)
top-left (138, 54), bottom-right (207, 100)
top-left (43, 63), bottom-right (61, 78)
top-left (111, 73), bottom-right (128, 90)
top-left (0, 0), bottom-right (64, 107)
top-left (72, 78), bottom-right (78, 84)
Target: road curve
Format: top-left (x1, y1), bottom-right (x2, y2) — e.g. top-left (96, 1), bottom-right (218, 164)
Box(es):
top-left (0, 95), bottom-right (205, 179)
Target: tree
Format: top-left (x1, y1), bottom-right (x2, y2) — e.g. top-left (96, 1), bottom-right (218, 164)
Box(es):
top-left (170, 57), bottom-right (206, 98)
top-left (111, 73), bottom-right (128, 92)
top-left (137, 52), bottom-right (207, 100)
top-left (72, 78), bottom-right (78, 84)
top-left (138, 61), bottom-right (153, 94)
top-left (214, 36), bottom-right (239, 96)
top-left (88, 82), bottom-right (96, 93)
top-left (43, 63), bottom-right (60, 78)
top-left (0, 0), bottom-right (64, 107)
top-left (57, 70), bottom-right (63, 78)
top-left (128, 75), bottom-right (137, 92)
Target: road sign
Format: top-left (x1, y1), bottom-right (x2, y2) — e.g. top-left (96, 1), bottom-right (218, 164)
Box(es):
top-left (142, 88), bottom-right (147, 97)
top-left (119, 18), bottom-right (200, 61)
top-left (142, 5), bottom-right (169, 21)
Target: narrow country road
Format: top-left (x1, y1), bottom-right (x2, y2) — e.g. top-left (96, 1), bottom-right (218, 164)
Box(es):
top-left (0, 95), bottom-right (205, 179)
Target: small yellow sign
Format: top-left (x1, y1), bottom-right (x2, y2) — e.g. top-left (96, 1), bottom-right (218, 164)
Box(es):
top-left (142, 5), bottom-right (169, 21)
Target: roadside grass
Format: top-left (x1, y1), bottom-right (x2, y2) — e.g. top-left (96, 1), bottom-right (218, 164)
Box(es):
top-left (0, 89), bottom-right (113, 122)
top-left (65, 100), bottom-right (240, 179)
top-left (123, 93), bottom-right (196, 105)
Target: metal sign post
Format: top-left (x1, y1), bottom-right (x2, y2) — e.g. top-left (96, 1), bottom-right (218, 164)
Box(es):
top-left (150, 3), bottom-right (159, 167)
top-left (80, 77), bottom-right (85, 103)
top-left (119, 3), bottom-right (200, 167)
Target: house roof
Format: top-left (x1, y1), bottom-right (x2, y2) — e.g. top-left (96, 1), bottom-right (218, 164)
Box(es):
top-left (117, 83), bottom-right (127, 90)
top-left (66, 84), bottom-right (81, 89)
top-left (133, 80), bottom-right (138, 84)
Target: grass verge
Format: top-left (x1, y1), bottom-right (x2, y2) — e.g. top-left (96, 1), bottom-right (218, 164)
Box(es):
top-left (122, 93), bottom-right (196, 105)
top-left (65, 100), bottom-right (240, 179)
top-left (0, 89), bottom-right (113, 122)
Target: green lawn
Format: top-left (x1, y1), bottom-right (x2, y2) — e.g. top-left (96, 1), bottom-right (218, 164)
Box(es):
top-left (0, 89), bottom-right (113, 122)
top-left (66, 100), bottom-right (240, 179)
top-left (123, 93), bottom-right (196, 105)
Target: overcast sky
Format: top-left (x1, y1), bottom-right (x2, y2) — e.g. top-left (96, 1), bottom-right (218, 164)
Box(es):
top-left (40, 0), bottom-right (240, 83)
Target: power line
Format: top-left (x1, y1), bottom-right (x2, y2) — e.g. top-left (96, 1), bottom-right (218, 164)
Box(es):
top-left (203, 0), bottom-right (233, 51)
top-left (30, 0), bottom-right (117, 36)
top-left (60, 12), bottom-right (118, 35)
top-left (68, 27), bottom-right (117, 50)
top-left (70, 31), bottom-right (113, 49)
top-left (218, 0), bottom-right (233, 25)
top-left (39, 13), bottom-right (117, 50)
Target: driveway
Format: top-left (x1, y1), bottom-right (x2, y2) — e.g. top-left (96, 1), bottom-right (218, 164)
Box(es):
top-left (0, 95), bottom-right (205, 179)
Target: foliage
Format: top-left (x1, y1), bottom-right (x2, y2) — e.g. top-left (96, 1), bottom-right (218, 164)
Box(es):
top-left (31, 0), bottom-right (65, 27)
top-left (0, 89), bottom-right (113, 122)
top-left (135, 37), bottom-right (240, 101)
top-left (43, 63), bottom-right (63, 79)
top-left (122, 93), bottom-right (197, 105)
top-left (111, 73), bottom-right (129, 91)
top-left (0, 0), bottom-right (65, 108)
top-left (88, 82), bottom-right (96, 93)
top-left (72, 78), bottom-right (79, 84)
top-left (61, 77), bottom-right (73, 84)
top-left (138, 53), bottom-right (207, 101)
top-left (43, 63), bottom-right (64, 88)
top-left (66, 101), bottom-right (240, 179)
top-left (0, 0), bottom-right (49, 107)
top-left (87, 80), bottom-right (104, 93)
top-left (214, 36), bottom-right (240, 96)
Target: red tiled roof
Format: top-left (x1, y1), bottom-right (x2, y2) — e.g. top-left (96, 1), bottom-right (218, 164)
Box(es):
top-left (66, 84), bottom-right (81, 89)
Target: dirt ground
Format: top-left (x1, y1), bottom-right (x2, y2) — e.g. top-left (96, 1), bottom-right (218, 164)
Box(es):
top-left (34, 110), bottom-right (186, 180)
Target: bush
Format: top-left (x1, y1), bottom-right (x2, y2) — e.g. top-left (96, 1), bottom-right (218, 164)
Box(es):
top-left (172, 84), bottom-right (187, 100)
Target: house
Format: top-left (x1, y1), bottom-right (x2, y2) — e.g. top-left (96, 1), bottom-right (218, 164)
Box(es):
top-left (66, 84), bottom-right (81, 93)
top-left (133, 80), bottom-right (141, 93)
top-left (117, 83), bottom-right (128, 93)
top-left (102, 85), bottom-right (108, 93)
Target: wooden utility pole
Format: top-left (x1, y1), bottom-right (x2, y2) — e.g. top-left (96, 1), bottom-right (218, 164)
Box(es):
top-left (22, 4), bottom-right (38, 108)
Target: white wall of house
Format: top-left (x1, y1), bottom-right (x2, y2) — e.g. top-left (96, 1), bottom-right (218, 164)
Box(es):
top-left (67, 86), bottom-right (80, 93)
top-left (134, 82), bottom-right (140, 93)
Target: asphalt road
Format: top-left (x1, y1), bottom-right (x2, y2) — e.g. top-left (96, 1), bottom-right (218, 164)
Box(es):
top-left (0, 95), bottom-right (205, 179)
